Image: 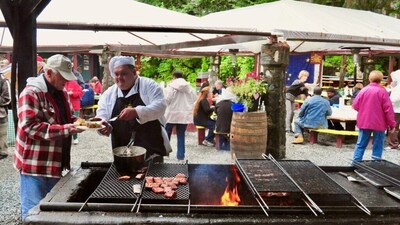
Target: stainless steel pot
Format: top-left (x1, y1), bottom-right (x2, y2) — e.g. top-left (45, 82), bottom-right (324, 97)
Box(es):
top-left (113, 145), bottom-right (146, 174)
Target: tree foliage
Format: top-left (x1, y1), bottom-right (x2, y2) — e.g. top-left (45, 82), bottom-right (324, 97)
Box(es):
top-left (139, 0), bottom-right (276, 16)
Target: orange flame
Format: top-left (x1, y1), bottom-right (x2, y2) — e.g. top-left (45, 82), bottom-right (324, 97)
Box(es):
top-left (220, 167), bottom-right (241, 206)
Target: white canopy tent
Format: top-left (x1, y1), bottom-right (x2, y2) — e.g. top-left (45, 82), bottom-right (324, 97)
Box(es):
top-left (0, 0), bottom-right (399, 55)
top-left (181, 0), bottom-right (400, 54)
top-left (0, 0), bottom-right (268, 56)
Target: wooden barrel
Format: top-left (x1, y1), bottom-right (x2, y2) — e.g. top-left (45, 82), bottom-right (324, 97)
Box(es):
top-left (230, 111), bottom-right (267, 159)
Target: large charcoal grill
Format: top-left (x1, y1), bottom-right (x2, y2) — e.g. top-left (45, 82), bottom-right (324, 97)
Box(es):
top-left (27, 161), bottom-right (400, 225)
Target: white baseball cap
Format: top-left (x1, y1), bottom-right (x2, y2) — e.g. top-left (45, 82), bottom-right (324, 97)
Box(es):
top-left (46, 54), bottom-right (76, 81)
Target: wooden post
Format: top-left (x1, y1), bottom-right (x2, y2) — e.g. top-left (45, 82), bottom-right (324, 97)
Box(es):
top-left (339, 55), bottom-right (346, 89)
top-left (388, 56), bottom-right (394, 84)
top-left (260, 38), bottom-right (290, 159)
top-left (101, 47), bottom-right (116, 93)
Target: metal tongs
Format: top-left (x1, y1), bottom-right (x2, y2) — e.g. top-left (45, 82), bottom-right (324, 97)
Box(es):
top-left (338, 172), bottom-right (366, 182)
top-left (124, 131), bottom-right (136, 155)
top-left (108, 115), bottom-right (119, 122)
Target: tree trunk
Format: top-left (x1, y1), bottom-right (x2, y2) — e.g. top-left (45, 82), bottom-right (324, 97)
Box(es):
top-left (261, 40), bottom-right (290, 159)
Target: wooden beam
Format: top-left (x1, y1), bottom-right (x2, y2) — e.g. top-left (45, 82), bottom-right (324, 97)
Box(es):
top-left (0, 21), bottom-right (273, 37)
top-left (159, 35), bottom-right (266, 50)
top-left (0, 0), bottom-right (15, 35)
top-left (27, 0), bottom-right (50, 18)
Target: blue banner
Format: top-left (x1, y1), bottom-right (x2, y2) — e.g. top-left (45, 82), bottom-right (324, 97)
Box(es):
top-left (285, 53), bottom-right (315, 86)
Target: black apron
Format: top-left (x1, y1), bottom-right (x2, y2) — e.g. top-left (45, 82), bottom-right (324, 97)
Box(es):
top-left (110, 79), bottom-right (166, 159)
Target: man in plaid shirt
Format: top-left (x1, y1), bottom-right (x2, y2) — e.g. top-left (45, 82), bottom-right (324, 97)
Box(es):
top-left (13, 54), bottom-right (84, 220)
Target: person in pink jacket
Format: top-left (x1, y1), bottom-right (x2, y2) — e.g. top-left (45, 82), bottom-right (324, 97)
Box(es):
top-left (352, 70), bottom-right (396, 162)
top-left (65, 80), bottom-right (83, 144)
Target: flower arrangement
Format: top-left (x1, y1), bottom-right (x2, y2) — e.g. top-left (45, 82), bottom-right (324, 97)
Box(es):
top-left (230, 77), bottom-right (267, 111)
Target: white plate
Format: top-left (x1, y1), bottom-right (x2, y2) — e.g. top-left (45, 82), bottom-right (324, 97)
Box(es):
top-left (74, 122), bottom-right (104, 131)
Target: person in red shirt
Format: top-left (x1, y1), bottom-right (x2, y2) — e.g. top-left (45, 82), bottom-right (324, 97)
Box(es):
top-left (65, 80), bottom-right (83, 144)
top-left (89, 76), bottom-right (102, 95)
top-left (14, 54), bottom-right (84, 220)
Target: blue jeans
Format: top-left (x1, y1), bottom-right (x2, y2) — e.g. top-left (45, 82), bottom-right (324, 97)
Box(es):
top-left (165, 123), bottom-right (188, 160)
top-left (219, 134), bottom-right (230, 151)
top-left (293, 120), bottom-right (304, 136)
top-left (353, 129), bottom-right (385, 162)
top-left (20, 174), bottom-right (59, 220)
top-left (204, 119), bottom-right (216, 143)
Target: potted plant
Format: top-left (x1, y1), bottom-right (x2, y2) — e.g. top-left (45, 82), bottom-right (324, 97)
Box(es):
top-left (230, 77), bottom-right (267, 112)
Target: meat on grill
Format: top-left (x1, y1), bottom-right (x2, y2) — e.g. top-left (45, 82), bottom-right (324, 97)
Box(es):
top-left (117, 175), bottom-right (131, 180)
top-left (145, 176), bottom-right (154, 183)
top-left (145, 182), bottom-right (153, 189)
top-left (145, 173), bottom-right (188, 198)
top-left (164, 190), bottom-right (176, 199)
top-left (175, 173), bottom-right (186, 178)
top-left (260, 192), bottom-right (290, 197)
top-left (152, 187), bottom-right (164, 193)
top-left (178, 178), bottom-right (187, 185)
top-left (154, 177), bottom-right (163, 183)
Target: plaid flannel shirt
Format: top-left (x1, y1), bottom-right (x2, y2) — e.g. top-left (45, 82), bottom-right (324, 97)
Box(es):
top-left (14, 76), bottom-right (75, 178)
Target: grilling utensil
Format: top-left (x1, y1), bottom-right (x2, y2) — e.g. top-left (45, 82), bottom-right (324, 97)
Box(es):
top-left (108, 116), bottom-right (119, 122)
top-left (338, 172), bottom-right (366, 182)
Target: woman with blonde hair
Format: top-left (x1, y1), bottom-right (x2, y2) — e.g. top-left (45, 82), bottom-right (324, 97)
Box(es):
top-left (193, 86), bottom-right (215, 147)
top-left (285, 70), bottom-right (311, 133)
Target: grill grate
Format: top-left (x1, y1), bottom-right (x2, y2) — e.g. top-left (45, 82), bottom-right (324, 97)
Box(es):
top-left (279, 160), bottom-right (349, 195)
top-left (142, 162), bottom-right (190, 201)
top-left (89, 164), bottom-right (143, 203)
top-left (356, 160), bottom-right (400, 183)
top-left (279, 160), bottom-right (352, 204)
top-left (237, 159), bottom-right (300, 193)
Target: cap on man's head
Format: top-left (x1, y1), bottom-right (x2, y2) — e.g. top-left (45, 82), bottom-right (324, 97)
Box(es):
top-left (46, 54), bottom-right (76, 81)
top-left (109, 56), bottom-right (135, 77)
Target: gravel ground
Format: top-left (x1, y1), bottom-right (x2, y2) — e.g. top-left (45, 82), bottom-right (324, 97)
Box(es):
top-left (1, 129), bottom-right (399, 225)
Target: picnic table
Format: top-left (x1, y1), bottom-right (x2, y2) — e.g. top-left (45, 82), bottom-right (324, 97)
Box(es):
top-left (327, 106), bottom-right (357, 131)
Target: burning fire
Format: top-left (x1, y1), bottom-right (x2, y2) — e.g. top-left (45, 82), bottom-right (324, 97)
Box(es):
top-left (220, 167), bottom-right (241, 206)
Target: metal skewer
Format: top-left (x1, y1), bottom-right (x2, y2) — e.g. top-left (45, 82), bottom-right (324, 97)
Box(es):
top-left (262, 153), bottom-right (324, 215)
top-left (352, 160), bottom-right (400, 187)
top-left (130, 190), bottom-right (142, 212)
top-left (78, 196), bottom-right (90, 212)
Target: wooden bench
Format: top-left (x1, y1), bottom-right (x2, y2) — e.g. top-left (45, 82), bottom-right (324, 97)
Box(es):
top-left (309, 128), bottom-right (359, 148)
top-left (196, 126), bottom-right (205, 145)
top-left (214, 131), bottom-right (229, 151)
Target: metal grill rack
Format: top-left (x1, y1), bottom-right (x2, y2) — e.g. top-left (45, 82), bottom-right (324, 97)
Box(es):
top-left (141, 162), bottom-right (190, 202)
top-left (89, 163), bottom-right (143, 203)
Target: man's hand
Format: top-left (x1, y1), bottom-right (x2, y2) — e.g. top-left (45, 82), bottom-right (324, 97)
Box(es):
top-left (119, 107), bottom-right (138, 121)
top-left (69, 125), bottom-right (85, 134)
top-left (98, 121), bottom-right (113, 136)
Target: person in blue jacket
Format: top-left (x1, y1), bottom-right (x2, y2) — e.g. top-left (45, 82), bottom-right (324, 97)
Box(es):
top-left (292, 87), bottom-right (332, 144)
top-left (80, 83), bottom-right (95, 107)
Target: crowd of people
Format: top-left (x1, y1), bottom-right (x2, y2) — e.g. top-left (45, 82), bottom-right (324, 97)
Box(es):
top-left (286, 69), bottom-right (398, 164)
top-left (6, 53), bottom-right (400, 222)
